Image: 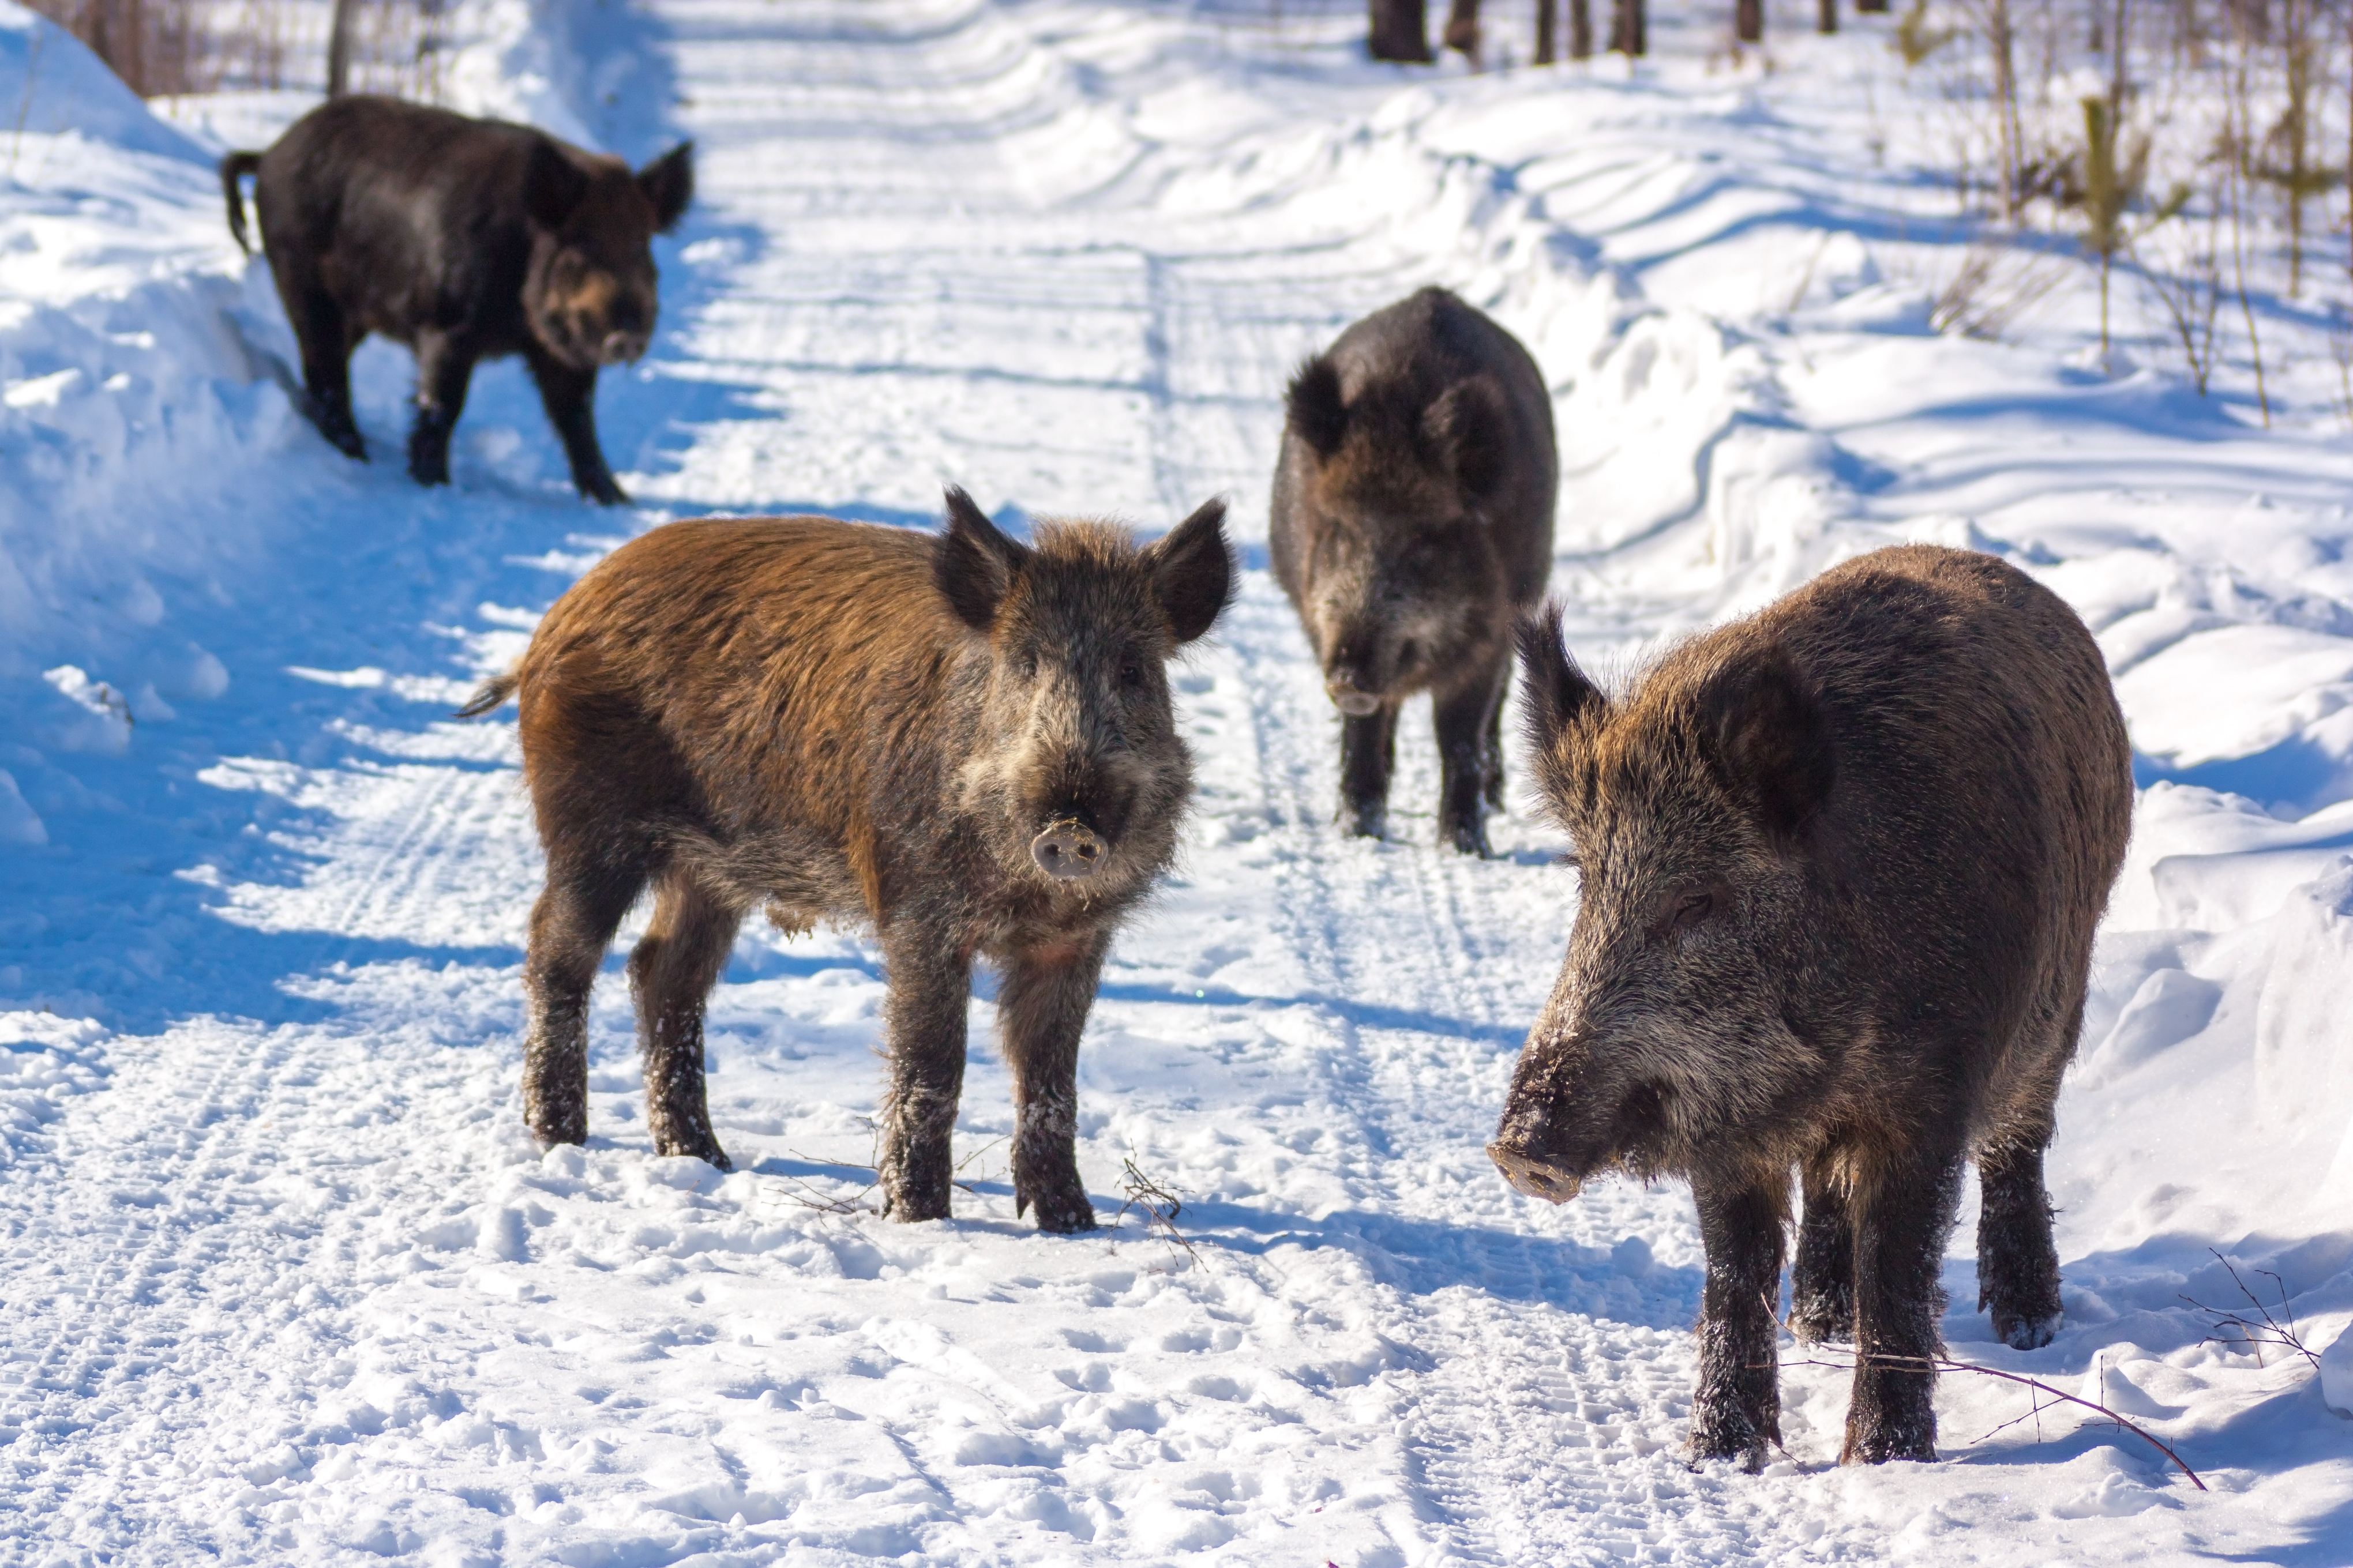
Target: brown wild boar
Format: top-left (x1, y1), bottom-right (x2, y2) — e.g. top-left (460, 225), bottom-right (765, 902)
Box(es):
top-left (221, 96), bottom-right (692, 504)
top-left (459, 488), bottom-right (1233, 1232)
top-left (1488, 545), bottom-right (2131, 1468)
top-left (1271, 287), bottom-right (1556, 856)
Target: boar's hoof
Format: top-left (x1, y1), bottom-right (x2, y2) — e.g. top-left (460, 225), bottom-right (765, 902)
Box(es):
top-left (1344, 802), bottom-right (1386, 840)
top-left (1995, 1310), bottom-right (2063, 1351)
top-left (1031, 820), bottom-right (1105, 881)
top-left (1840, 1417), bottom-right (1936, 1465)
top-left (579, 472), bottom-right (630, 507)
top-left (1018, 1183), bottom-right (1099, 1234)
top-left (1487, 1141), bottom-right (1582, 1204)
top-left (1686, 1428), bottom-right (1770, 1474)
top-left (1444, 816), bottom-right (1493, 858)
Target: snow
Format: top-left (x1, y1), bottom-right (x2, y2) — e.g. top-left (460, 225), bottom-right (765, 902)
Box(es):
top-left (4, 0), bottom-right (2353, 1559)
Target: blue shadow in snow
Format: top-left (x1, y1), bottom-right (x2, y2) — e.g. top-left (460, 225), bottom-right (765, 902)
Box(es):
top-left (1093, 979), bottom-right (1527, 1051)
top-left (2134, 742), bottom-right (2353, 817)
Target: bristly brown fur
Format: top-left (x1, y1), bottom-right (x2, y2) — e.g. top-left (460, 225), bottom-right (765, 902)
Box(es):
top-left (501, 490), bottom-right (1232, 1234)
top-left (1270, 286), bottom-right (1559, 856)
top-left (1492, 544), bottom-right (2133, 1471)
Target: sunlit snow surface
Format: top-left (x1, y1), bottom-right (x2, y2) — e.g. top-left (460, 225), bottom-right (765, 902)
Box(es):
top-left (4, 0), bottom-right (2353, 1560)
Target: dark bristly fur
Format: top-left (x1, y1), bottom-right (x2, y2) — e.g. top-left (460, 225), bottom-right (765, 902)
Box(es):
top-left (1489, 546), bottom-right (2132, 1469)
top-left (1270, 286), bottom-right (1558, 856)
top-left (220, 96), bottom-right (692, 503)
top-left (470, 487), bottom-right (1233, 1232)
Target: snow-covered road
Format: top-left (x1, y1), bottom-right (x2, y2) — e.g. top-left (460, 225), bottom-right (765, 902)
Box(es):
top-left (6, 0), bottom-right (2353, 1561)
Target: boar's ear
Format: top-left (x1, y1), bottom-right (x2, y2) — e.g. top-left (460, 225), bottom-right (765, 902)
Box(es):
top-left (1284, 355), bottom-right (1347, 461)
top-left (935, 486), bottom-right (1030, 632)
top-left (1146, 497), bottom-right (1235, 645)
top-left (1517, 601), bottom-right (1604, 752)
top-left (1699, 646), bottom-right (1834, 840)
top-left (1425, 374), bottom-right (1510, 498)
top-left (637, 141), bottom-right (695, 234)
top-left (524, 140), bottom-right (591, 230)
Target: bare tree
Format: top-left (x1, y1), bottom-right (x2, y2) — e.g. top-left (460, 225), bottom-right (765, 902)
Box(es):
top-left (1369, 0), bottom-right (1436, 60)
top-left (1612, 0), bottom-right (1646, 53)
top-left (1443, 0), bottom-right (1484, 59)
top-left (1821, 0), bottom-right (1841, 33)
top-left (1570, 0), bottom-right (1594, 54)
top-left (1738, 0), bottom-right (1766, 42)
top-left (1537, 0), bottom-right (1559, 60)
top-left (327, 0), bottom-right (358, 96)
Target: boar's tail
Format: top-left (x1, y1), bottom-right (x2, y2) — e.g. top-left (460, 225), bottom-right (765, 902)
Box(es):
top-left (219, 152), bottom-right (262, 255)
top-left (453, 671), bottom-right (521, 720)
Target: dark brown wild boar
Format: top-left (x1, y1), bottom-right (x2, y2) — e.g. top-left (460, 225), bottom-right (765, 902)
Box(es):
top-left (1271, 286), bottom-right (1556, 856)
top-left (459, 488), bottom-right (1233, 1232)
top-left (220, 96), bottom-right (692, 504)
top-left (1489, 545), bottom-right (2131, 1468)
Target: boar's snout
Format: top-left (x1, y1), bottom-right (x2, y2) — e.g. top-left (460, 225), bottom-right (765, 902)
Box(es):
top-left (1487, 1138), bottom-right (1583, 1204)
top-left (601, 329), bottom-right (650, 364)
top-left (1328, 679), bottom-right (1382, 717)
top-left (1031, 818), bottom-right (1107, 881)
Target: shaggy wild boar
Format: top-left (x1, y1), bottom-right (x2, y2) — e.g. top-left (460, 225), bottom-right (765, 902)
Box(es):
top-left (1271, 287), bottom-right (1556, 856)
top-left (221, 96), bottom-right (692, 503)
top-left (459, 488), bottom-right (1233, 1231)
top-left (1488, 545), bottom-right (2131, 1468)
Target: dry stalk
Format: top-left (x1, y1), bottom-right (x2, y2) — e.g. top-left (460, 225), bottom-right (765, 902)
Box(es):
top-left (1116, 1155), bottom-right (1202, 1268)
top-left (1760, 1292), bottom-right (2206, 1488)
top-left (2183, 1249), bottom-right (2322, 1370)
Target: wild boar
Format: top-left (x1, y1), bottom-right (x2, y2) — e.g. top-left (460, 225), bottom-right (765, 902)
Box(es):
top-left (1270, 287), bottom-right (1556, 856)
top-left (459, 488), bottom-right (1233, 1232)
top-left (1488, 544), bottom-right (2131, 1467)
top-left (221, 96), bottom-right (692, 504)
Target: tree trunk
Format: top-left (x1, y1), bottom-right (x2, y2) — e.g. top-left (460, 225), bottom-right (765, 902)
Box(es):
top-left (1569, 0), bottom-right (1593, 54)
top-left (1818, 0), bottom-right (1837, 32)
top-left (1736, 0), bottom-right (1764, 43)
top-left (327, 0), bottom-right (359, 95)
top-left (1442, 0), bottom-right (1483, 59)
top-left (1988, 0), bottom-right (2020, 218)
top-left (1369, 0), bottom-right (1435, 60)
top-left (1610, 0), bottom-right (1645, 54)
top-left (1536, 0), bottom-right (1559, 61)
top-left (1857, 0), bottom-right (1887, 13)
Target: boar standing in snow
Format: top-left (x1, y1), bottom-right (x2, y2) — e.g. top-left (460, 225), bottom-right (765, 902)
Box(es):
top-left (460, 488), bottom-right (1233, 1232)
top-left (221, 96), bottom-right (692, 504)
top-left (1271, 287), bottom-right (1556, 856)
top-left (1488, 545), bottom-right (2131, 1467)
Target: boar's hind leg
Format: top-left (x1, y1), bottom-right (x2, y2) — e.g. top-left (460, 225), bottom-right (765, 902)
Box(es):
top-left (877, 926), bottom-right (972, 1223)
top-left (523, 858), bottom-right (643, 1150)
top-left (407, 330), bottom-right (480, 488)
top-left (1435, 663), bottom-right (1507, 856)
top-left (1789, 1157), bottom-right (1856, 1343)
top-left (1338, 702), bottom-right (1399, 839)
top-left (628, 875), bottom-right (741, 1171)
top-left (1841, 1147), bottom-right (1965, 1464)
top-left (283, 279), bottom-right (365, 460)
top-left (1688, 1172), bottom-right (1788, 1471)
top-left (999, 937), bottom-right (1109, 1234)
top-left (527, 348), bottom-right (626, 506)
top-left (1976, 1047), bottom-right (2066, 1349)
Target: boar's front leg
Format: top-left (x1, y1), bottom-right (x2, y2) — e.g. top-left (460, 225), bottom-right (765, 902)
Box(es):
top-left (527, 347), bottom-right (627, 506)
top-left (1433, 660), bottom-right (1507, 856)
top-left (628, 874), bottom-right (741, 1170)
top-left (877, 924), bottom-right (971, 1223)
top-left (998, 935), bottom-right (1108, 1234)
top-left (1688, 1171), bottom-right (1788, 1471)
top-left (1338, 701), bottom-right (1399, 839)
top-left (407, 329), bottom-right (480, 487)
top-left (1842, 1146), bottom-right (1964, 1464)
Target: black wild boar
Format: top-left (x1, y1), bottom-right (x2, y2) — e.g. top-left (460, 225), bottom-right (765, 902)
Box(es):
top-left (1488, 544), bottom-right (2131, 1467)
top-left (1271, 287), bottom-right (1556, 856)
top-left (221, 96), bottom-right (692, 504)
top-left (458, 488), bottom-right (1233, 1232)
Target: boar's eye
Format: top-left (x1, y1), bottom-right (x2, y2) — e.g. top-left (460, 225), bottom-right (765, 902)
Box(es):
top-left (1117, 652), bottom-right (1147, 690)
top-left (1649, 885), bottom-right (1722, 943)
